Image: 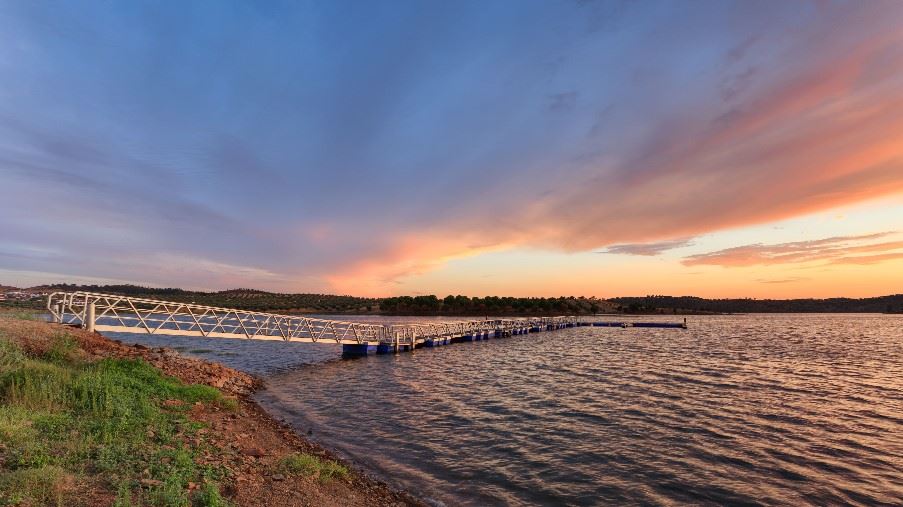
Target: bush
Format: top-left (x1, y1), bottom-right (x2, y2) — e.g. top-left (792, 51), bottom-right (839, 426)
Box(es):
top-left (277, 452), bottom-right (349, 482)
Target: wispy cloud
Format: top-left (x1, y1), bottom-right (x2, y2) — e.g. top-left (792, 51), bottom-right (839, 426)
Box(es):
top-left (597, 238), bottom-right (695, 256)
top-left (829, 252), bottom-right (903, 265)
top-left (683, 232), bottom-right (903, 267)
top-left (0, 1), bottom-right (901, 293)
top-left (756, 277), bottom-right (809, 284)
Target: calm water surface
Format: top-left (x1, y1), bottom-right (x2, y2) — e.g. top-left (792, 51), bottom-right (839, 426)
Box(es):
top-left (115, 314), bottom-right (903, 506)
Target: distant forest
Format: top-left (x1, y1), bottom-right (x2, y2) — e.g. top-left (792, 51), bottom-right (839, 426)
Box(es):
top-left (378, 295), bottom-right (614, 315)
top-left (609, 295), bottom-right (903, 314)
top-left (33, 284), bottom-right (379, 313)
top-left (26, 285), bottom-right (613, 315)
top-left (5, 284), bottom-right (903, 314)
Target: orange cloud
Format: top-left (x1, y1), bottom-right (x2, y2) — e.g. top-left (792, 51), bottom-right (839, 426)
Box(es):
top-left (325, 230), bottom-right (518, 295)
top-left (682, 232), bottom-right (903, 267)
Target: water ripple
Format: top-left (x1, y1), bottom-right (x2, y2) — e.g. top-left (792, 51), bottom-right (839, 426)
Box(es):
top-left (153, 313), bottom-right (901, 506)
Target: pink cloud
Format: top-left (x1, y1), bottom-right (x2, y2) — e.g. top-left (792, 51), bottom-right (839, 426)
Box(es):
top-left (682, 233), bottom-right (903, 267)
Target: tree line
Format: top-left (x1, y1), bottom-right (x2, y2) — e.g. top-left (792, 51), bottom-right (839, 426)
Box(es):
top-left (378, 295), bottom-right (612, 315)
top-left (8, 284), bottom-right (902, 314)
top-left (609, 295), bottom-right (903, 314)
top-left (37, 284), bottom-right (378, 313)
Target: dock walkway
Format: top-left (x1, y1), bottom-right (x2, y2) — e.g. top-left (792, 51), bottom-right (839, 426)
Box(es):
top-left (47, 292), bottom-right (686, 357)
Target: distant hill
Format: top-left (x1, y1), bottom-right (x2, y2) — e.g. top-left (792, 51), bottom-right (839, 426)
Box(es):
top-left (22, 284), bottom-right (379, 314)
top-left (15, 284), bottom-right (615, 316)
top-left (609, 295), bottom-right (903, 314)
top-left (4, 284), bottom-right (902, 314)
top-left (378, 295), bottom-right (618, 316)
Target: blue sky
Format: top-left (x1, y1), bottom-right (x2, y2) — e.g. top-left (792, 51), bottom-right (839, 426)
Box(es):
top-left (1, 1), bottom-right (902, 296)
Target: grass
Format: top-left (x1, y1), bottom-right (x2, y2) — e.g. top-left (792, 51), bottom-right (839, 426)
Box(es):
top-left (277, 452), bottom-right (349, 482)
top-left (191, 481), bottom-right (229, 507)
top-left (0, 324), bottom-right (234, 506)
top-left (0, 465), bottom-right (71, 506)
top-left (0, 310), bottom-right (41, 322)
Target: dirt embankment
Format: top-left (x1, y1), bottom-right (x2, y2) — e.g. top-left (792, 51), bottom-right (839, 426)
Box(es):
top-left (1, 317), bottom-right (423, 507)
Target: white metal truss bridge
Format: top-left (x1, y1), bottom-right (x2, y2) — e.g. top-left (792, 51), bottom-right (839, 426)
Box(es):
top-left (45, 292), bottom-right (596, 354)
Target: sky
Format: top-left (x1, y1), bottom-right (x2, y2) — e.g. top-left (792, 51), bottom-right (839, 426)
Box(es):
top-left (1, 0), bottom-right (902, 298)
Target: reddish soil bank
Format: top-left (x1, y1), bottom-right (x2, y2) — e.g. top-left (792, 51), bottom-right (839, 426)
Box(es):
top-left (5, 318), bottom-right (424, 507)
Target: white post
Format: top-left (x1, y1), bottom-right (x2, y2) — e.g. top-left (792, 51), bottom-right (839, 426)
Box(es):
top-left (85, 302), bottom-right (95, 333)
top-left (53, 302), bottom-right (62, 323)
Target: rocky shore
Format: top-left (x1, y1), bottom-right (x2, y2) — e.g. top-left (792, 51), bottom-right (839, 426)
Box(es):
top-left (0, 315), bottom-right (424, 506)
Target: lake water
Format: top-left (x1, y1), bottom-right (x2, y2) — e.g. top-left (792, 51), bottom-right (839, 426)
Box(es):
top-left (110, 314), bottom-right (903, 506)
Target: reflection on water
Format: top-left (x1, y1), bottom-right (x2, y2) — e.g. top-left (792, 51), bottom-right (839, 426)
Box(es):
top-left (249, 314), bottom-right (903, 506)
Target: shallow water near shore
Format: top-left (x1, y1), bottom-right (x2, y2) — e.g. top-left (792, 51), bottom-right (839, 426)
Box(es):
top-left (112, 314), bottom-right (902, 506)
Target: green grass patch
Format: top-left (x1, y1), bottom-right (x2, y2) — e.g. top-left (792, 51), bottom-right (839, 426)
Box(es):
top-left (191, 480), bottom-right (231, 507)
top-left (0, 331), bottom-right (232, 506)
top-left (0, 311), bottom-right (41, 321)
top-left (46, 332), bottom-right (78, 363)
top-left (0, 465), bottom-right (71, 506)
top-left (0, 340), bottom-right (25, 374)
top-left (277, 452), bottom-right (349, 482)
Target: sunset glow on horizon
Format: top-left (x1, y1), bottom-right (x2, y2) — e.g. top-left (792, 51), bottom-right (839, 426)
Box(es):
top-left (1, 1), bottom-right (902, 298)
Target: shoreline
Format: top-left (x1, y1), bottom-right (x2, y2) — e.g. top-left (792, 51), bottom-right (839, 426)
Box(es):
top-left (0, 315), bottom-right (424, 506)
top-left (120, 340), bottom-right (426, 507)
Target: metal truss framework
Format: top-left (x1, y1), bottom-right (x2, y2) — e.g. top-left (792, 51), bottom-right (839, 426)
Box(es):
top-left (46, 292), bottom-right (583, 347)
top-left (47, 292), bottom-right (388, 344)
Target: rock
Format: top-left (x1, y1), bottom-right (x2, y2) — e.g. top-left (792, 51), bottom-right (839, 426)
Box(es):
top-left (272, 474), bottom-right (285, 481)
top-left (133, 343), bottom-right (148, 350)
top-left (242, 447), bottom-right (266, 457)
top-left (140, 478), bottom-right (163, 487)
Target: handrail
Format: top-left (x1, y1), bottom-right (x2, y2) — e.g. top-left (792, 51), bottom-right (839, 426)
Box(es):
top-left (45, 291), bottom-right (605, 349)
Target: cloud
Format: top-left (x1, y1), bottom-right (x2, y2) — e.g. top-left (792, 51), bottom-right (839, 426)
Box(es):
top-left (682, 232), bottom-right (903, 267)
top-left (0, 1), bottom-right (902, 294)
top-left (829, 252), bottom-right (903, 265)
top-left (756, 277), bottom-right (809, 284)
top-left (597, 238), bottom-right (694, 256)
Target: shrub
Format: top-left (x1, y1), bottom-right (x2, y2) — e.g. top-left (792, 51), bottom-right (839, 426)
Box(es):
top-left (277, 452), bottom-right (349, 482)
top-left (192, 480), bottom-right (230, 507)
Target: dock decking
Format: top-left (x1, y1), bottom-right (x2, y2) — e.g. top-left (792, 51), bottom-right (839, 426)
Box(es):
top-left (46, 291), bottom-right (687, 358)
